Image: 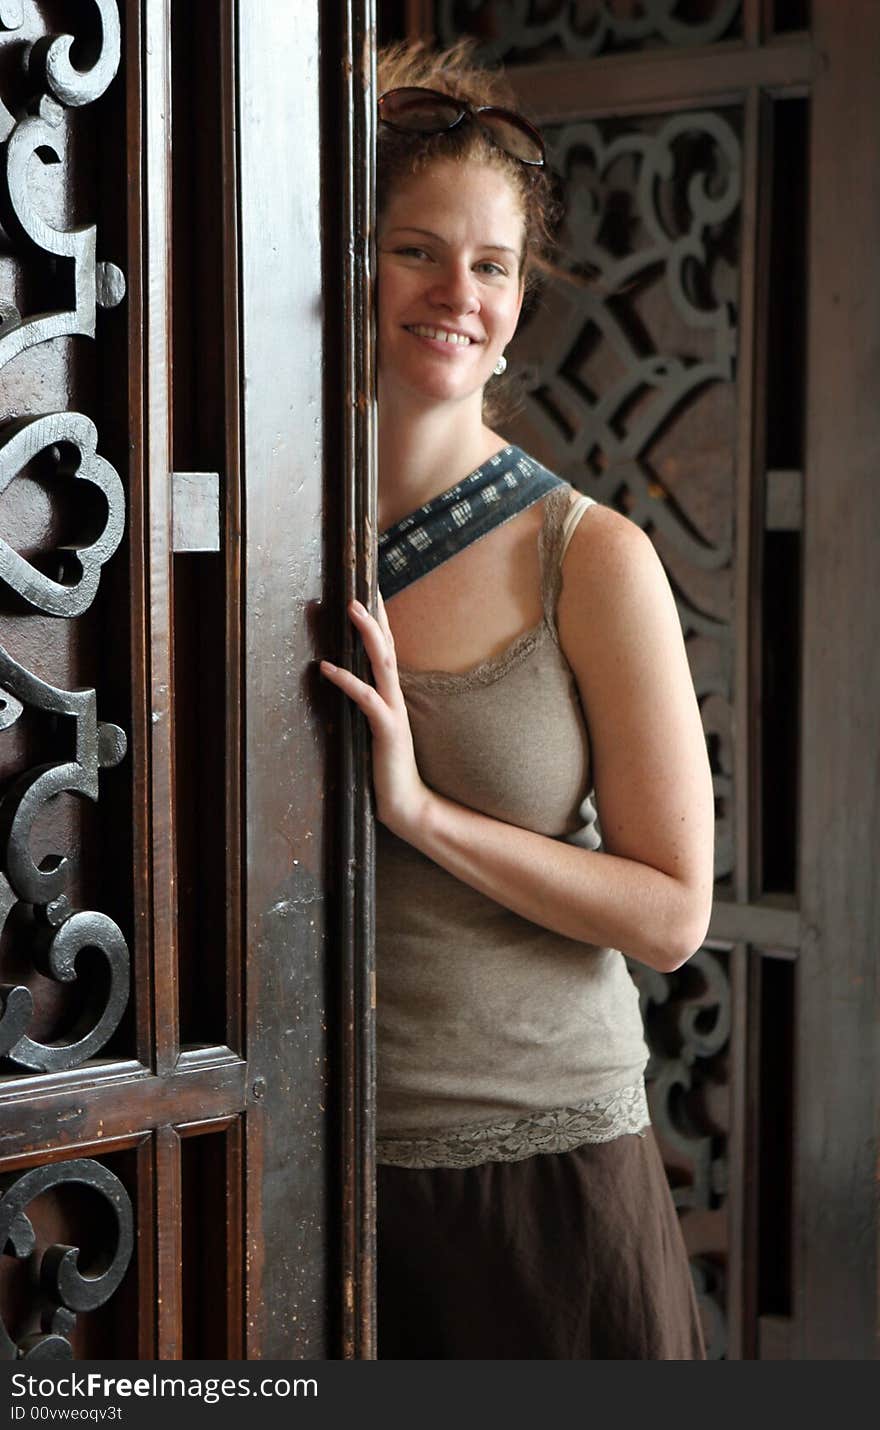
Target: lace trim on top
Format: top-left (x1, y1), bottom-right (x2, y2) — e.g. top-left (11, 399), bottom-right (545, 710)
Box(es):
top-left (377, 1079), bottom-right (650, 1170)
top-left (398, 619), bottom-right (551, 695)
top-left (397, 484), bottom-right (578, 696)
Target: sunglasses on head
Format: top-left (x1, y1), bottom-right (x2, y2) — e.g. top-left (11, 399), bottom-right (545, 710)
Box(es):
top-left (378, 86), bottom-right (546, 168)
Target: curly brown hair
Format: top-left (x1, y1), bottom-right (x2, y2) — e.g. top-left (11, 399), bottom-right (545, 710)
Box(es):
top-left (377, 40), bottom-right (559, 297)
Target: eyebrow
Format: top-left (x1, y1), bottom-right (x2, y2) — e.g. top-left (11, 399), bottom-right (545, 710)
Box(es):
top-left (384, 226), bottom-right (519, 258)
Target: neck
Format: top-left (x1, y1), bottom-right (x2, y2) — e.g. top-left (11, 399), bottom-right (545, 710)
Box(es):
top-left (377, 386), bottom-right (508, 531)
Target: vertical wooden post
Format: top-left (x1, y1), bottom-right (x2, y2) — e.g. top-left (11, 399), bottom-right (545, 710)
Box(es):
top-left (143, 0), bottom-right (178, 1077)
top-left (795, 0), bottom-right (880, 1361)
top-left (237, 0), bottom-right (377, 1357)
top-left (337, 0), bottom-right (378, 1363)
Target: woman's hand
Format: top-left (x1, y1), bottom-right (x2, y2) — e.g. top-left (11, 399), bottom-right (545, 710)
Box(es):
top-left (320, 594), bottom-right (432, 840)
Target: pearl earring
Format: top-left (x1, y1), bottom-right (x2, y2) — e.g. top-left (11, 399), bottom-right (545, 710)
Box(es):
top-left (493, 354), bottom-right (508, 377)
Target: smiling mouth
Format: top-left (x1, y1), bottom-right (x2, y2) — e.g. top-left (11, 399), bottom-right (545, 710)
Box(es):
top-left (405, 325), bottom-right (477, 346)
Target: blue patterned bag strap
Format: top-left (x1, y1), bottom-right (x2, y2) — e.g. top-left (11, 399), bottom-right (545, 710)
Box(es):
top-left (378, 446), bottom-right (565, 599)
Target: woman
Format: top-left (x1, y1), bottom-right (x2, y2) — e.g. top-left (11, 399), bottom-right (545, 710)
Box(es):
top-left (320, 41), bottom-right (714, 1360)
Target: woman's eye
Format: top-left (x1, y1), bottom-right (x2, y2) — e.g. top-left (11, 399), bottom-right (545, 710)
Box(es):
top-left (476, 261), bottom-right (506, 276)
top-left (397, 246), bottom-right (429, 259)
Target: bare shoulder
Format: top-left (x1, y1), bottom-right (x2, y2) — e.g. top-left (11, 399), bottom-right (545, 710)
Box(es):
top-left (557, 499), bottom-right (674, 647)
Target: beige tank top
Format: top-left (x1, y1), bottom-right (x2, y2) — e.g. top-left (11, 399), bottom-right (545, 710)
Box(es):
top-left (376, 483), bottom-right (650, 1169)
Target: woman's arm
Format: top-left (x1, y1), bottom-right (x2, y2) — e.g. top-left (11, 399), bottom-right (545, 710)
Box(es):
top-left (556, 503), bottom-right (715, 966)
top-left (320, 507), bottom-right (714, 973)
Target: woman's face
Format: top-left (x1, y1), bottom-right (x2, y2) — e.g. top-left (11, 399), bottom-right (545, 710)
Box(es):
top-left (377, 158), bottom-right (526, 411)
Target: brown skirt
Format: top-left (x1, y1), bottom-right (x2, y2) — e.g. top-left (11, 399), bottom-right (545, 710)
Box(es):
top-left (377, 1126), bottom-right (706, 1360)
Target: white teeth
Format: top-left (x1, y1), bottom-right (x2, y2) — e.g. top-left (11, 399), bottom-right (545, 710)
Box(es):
top-left (408, 325), bottom-right (472, 345)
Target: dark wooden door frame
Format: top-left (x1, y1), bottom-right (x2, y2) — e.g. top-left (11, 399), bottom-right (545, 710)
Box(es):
top-left (237, 0), bottom-right (377, 1358)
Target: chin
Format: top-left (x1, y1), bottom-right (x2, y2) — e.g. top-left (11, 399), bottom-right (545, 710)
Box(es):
top-left (383, 363), bottom-right (490, 408)
top-left (416, 383), bottom-right (482, 409)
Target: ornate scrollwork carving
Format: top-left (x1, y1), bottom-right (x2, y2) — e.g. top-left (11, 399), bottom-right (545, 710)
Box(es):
top-left (436, 0), bottom-right (742, 61)
top-left (635, 948), bottom-right (730, 1210)
top-left (0, 95), bottom-right (98, 370)
top-left (4, 909), bottom-right (130, 1072)
top-left (0, 648), bottom-right (129, 1073)
top-left (0, 872), bottom-right (32, 1056)
top-left (521, 114), bottom-right (740, 471)
top-left (0, 1158), bottom-right (133, 1359)
top-left (0, 0), bottom-right (123, 369)
top-left (24, 0), bottom-right (121, 109)
top-left (0, 3), bottom-right (21, 137)
top-left (0, 414), bottom-right (125, 617)
top-left (629, 947), bottom-right (730, 1353)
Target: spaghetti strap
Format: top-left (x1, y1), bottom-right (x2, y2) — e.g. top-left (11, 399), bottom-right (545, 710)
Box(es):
top-left (560, 492), bottom-right (595, 563)
top-left (539, 487), bottom-right (596, 636)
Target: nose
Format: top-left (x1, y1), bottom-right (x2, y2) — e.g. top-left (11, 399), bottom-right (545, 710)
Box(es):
top-left (428, 260), bottom-right (479, 316)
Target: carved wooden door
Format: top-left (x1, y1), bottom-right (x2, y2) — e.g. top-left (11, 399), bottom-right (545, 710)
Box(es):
top-left (390, 0), bottom-right (880, 1360)
top-left (0, 0), bottom-right (376, 1360)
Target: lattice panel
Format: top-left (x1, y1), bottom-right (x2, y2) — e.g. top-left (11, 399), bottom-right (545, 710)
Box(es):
top-left (629, 944), bottom-right (731, 1357)
top-left (506, 109), bottom-right (740, 889)
top-left (0, 0), bottom-right (130, 1083)
top-left (433, 0), bottom-right (743, 63)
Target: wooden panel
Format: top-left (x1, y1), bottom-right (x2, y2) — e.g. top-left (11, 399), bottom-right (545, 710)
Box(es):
top-left (2, 0), bottom-right (373, 1361)
top-left (238, 0), bottom-right (336, 1359)
top-left (179, 1119), bottom-right (243, 1358)
top-left (795, 0), bottom-right (880, 1361)
top-left (0, 1054), bottom-right (247, 1155)
top-left (217, 0), bottom-right (244, 1063)
top-left (143, 0), bottom-right (178, 1077)
top-left (508, 39), bottom-right (814, 120)
top-left (155, 1124), bottom-right (183, 1358)
top-left (169, 0), bottom-right (241, 1056)
top-left (709, 898), bottom-right (799, 948)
